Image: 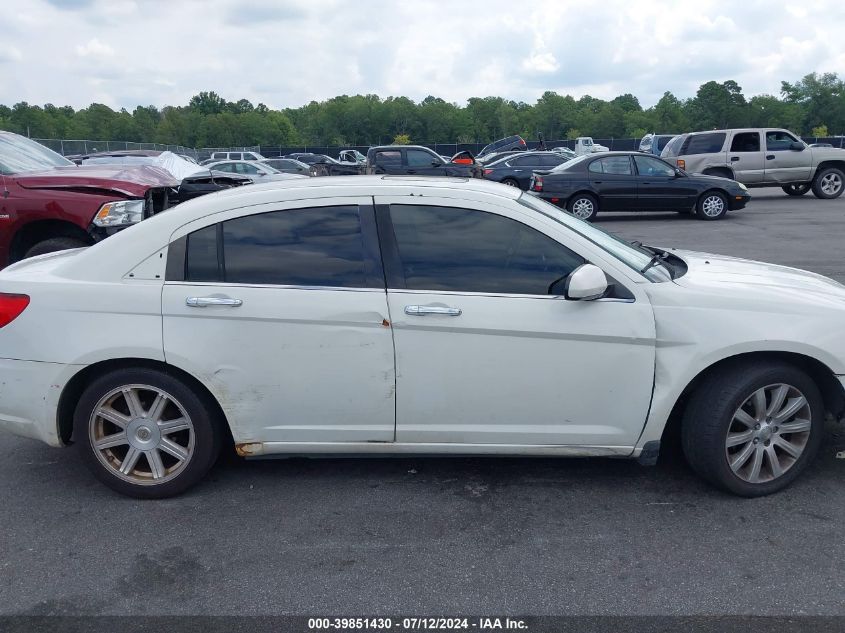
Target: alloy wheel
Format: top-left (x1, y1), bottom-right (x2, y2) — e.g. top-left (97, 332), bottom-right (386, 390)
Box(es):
top-left (701, 195), bottom-right (725, 217)
top-left (820, 173), bottom-right (843, 196)
top-left (725, 383), bottom-right (811, 484)
top-left (571, 198), bottom-right (594, 219)
top-left (88, 384), bottom-right (195, 485)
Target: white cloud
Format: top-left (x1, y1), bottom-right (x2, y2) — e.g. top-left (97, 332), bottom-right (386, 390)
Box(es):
top-left (75, 38), bottom-right (115, 58)
top-left (1, 0), bottom-right (844, 110)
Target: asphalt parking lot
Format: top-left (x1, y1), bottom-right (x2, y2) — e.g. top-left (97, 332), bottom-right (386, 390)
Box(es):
top-left (1, 190), bottom-right (845, 617)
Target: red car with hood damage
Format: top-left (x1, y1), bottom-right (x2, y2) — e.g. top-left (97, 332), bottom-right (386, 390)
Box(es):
top-left (0, 131), bottom-right (179, 268)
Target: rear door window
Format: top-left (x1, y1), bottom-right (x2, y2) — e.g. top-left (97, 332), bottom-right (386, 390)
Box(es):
top-left (374, 151), bottom-right (401, 166)
top-left (730, 132), bottom-right (761, 152)
top-left (588, 156), bottom-right (632, 175)
top-left (184, 206), bottom-right (373, 288)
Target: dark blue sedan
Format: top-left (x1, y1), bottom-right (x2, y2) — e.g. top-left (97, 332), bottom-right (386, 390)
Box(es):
top-left (482, 151), bottom-right (569, 190)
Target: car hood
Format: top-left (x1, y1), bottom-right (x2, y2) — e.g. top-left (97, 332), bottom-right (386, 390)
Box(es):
top-left (671, 249), bottom-right (845, 306)
top-left (13, 165), bottom-right (180, 197)
top-left (685, 172), bottom-right (742, 186)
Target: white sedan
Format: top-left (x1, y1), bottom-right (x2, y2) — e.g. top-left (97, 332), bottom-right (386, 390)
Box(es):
top-left (0, 176), bottom-right (843, 498)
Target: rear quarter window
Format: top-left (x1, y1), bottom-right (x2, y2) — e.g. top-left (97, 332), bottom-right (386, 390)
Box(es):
top-left (682, 133), bottom-right (727, 155)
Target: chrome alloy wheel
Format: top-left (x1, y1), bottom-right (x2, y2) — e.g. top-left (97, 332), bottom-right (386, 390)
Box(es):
top-left (820, 172), bottom-right (843, 196)
top-left (701, 194), bottom-right (726, 217)
top-left (725, 383), bottom-right (811, 484)
top-left (571, 198), bottom-right (595, 219)
top-left (89, 384), bottom-right (195, 485)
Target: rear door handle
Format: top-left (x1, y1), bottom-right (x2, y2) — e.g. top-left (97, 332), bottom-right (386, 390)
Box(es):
top-left (404, 305), bottom-right (462, 316)
top-left (731, 156), bottom-right (740, 162)
top-left (186, 297), bottom-right (243, 307)
top-left (406, 170), bottom-right (417, 174)
top-left (766, 155), bottom-right (775, 160)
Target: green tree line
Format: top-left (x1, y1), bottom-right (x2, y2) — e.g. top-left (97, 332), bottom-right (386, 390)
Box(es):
top-left (1, 73), bottom-right (843, 148)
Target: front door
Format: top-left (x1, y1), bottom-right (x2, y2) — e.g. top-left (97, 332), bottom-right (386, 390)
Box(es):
top-left (375, 196), bottom-right (657, 448)
top-left (764, 131), bottom-right (813, 183)
top-left (632, 154), bottom-right (697, 210)
top-left (162, 198), bottom-right (395, 444)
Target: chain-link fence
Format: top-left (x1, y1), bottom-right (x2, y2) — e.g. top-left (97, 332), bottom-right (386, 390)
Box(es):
top-left (34, 136), bottom-right (845, 161)
top-left (34, 139), bottom-right (200, 159)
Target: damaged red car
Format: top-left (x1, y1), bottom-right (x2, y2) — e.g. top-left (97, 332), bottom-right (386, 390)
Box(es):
top-left (0, 131), bottom-right (179, 268)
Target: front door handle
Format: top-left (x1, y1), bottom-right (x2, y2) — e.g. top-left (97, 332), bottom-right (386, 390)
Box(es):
top-left (404, 305), bottom-right (462, 316)
top-left (731, 156), bottom-right (740, 162)
top-left (766, 154), bottom-right (775, 160)
top-left (186, 297), bottom-right (243, 307)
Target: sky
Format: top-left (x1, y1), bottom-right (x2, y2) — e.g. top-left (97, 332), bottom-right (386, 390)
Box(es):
top-left (3, 0), bottom-right (845, 111)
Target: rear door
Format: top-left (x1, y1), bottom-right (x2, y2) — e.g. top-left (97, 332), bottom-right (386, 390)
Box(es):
top-left (586, 156), bottom-right (637, 210)
top-left (632, 155), bottom-right (696, 210)
top-left (161, 198), bottom-right (395, 444)
top-left (371, 150), bottom-right (404, 175)
top-left (727, 131), bottom-right (764, 183)
top-left (764, 131), bottom-right (812, 183)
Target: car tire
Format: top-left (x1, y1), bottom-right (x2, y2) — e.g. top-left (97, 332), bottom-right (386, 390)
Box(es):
top-left (567, 193), bottom-right (598, 221)
top-left (501, 178), bottom-right (520, 188)
top-left (73, 367), bottom-right (223, 498)
top-left (811, 167), bottom-right (845, 199)
top-left (782, 183), bottom-right (811, 196)
top-left (24, 237), bottom-right (90, 259)
top-left (695, 191), bottom-right (728, 220)
top-left (681, 361), bottom-right (824, 497)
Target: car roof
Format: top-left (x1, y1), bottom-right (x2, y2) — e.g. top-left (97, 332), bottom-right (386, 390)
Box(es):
top-left (57, 176), bottom-right (524, 281)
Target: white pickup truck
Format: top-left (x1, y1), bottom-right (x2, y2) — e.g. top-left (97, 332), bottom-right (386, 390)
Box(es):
top-left (574, 137), bottom-right (610, 156)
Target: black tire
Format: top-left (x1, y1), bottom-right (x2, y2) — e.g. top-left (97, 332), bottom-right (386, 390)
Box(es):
top-left (24, 237), bottom-right (90, 259)
top-left (73, 367), bottom-right (223, 499)
top-left (566, 193), bottom-right (599, 221)
top-left (811, 167), bottom-right (845, 199)
top-left (501, 178), bottom-right (520, 188)
top-left (681, 361), bottom-right (824, 497)
top-left (695, 190), bottom-right (728, 220)
top-left (782, 183), bottom-right (811, 196)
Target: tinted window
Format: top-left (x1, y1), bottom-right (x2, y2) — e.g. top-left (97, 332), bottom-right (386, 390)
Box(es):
top-left (510, 155), bottom-right (543, 167)
top-left (185, 206), bottom-right (369, 287)
top-left (374, 151), bottom-right (401, 165)
top-left (186, 225), bottom-right (219, 282)
top-left (589, 156), bottom-right (632, 175)
top-left (390, 205), bottom-right (585, 295)
top-left (633, 155), bottom-right (675, 177)
top-left (222, 206), bottom-right (366, 286)
top-left (539, 155), bottom-right (565, 167)
top-left (766, 131), bottom-right (800, 151)
top-left (656, 136), bottom-right (674, 151)
top-left (661, 135), bottom-right (686, 157)
top-left (683, 133), bottom-right (726, 155)
top-left (238, 163), bottom-right (261, 174)
top-left (730, 132), bottom-right (761, 152)
top-left (229, 153), bottom-right (242, 160)
top-left (407, 149), bottom-right (437, 167)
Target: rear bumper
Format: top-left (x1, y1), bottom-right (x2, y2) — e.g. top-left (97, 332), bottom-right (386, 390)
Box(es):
top-left (0, 358), bottom-right (80, 446)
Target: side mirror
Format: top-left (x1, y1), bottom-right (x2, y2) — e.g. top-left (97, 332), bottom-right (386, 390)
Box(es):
top-left (432, 159), bottom-right (443, 166)
top-left (790, 141), bottom-right (805, 151)
top-left (563, 264), bottom-right (608, 301)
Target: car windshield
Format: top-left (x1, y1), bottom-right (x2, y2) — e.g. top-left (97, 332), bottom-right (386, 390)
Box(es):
top-left (517, 193), bottom-right (673, 282)
top-left (0, 133), bottom-right (75, 174)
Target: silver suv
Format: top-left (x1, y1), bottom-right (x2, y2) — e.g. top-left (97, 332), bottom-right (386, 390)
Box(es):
top-left (662, 128), bottom-right (845, 198)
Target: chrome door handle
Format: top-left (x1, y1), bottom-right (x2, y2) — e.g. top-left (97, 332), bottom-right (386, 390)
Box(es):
top-left (404, 304), bottom-right (462, 316)
top-left (186, 297), bottom-right (243, 307)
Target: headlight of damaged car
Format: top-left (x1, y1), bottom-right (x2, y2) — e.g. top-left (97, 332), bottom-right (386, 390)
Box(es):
top-left (92, 200), bottom-right (145, 227)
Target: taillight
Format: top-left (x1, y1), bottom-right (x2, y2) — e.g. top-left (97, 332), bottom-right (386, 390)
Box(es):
top-left (0, 293), bottom-right (29, 328)
top-left (677, 159), bottom-right (685, 170)
top-left (483, 168), bottom-right (493, 176)
top-left (532, 176), bottom-right (543, 192)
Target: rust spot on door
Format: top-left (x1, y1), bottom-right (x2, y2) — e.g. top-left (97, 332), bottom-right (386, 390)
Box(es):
top-left (382, 318), bottom-right (390, 327)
